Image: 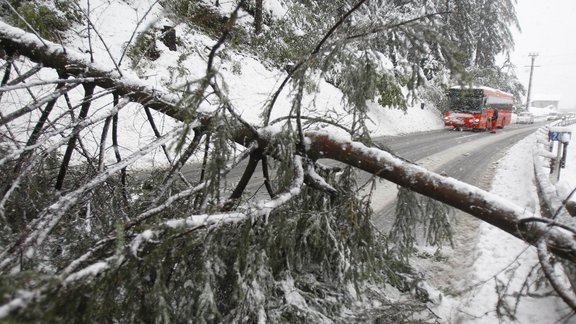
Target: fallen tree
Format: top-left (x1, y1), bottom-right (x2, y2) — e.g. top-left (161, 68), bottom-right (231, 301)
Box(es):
top-left (1, 20), bottom-right (575, 263)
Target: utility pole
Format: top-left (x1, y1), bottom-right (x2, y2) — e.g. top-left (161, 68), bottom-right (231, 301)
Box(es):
top-left (525, 52), bottom-right (539, 111)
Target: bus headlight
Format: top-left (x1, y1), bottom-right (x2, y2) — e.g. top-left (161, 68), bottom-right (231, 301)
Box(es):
top-left (474, 119), bottom-right (480, 123)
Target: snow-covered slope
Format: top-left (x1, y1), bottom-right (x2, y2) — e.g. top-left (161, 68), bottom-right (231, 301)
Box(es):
top-left (59, 0), bottom-right (444, 167)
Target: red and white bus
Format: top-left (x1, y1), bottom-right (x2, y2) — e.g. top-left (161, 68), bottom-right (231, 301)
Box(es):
top-left (443, 86), bottom-right (514, 131)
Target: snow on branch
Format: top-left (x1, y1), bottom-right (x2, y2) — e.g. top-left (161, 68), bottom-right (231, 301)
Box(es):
top-left (254, 155), bottom-right (304, 220)
top-left (304, 131), bottom-right (576, 263)
top-left (0, 20), bottom-right (182, 120)
top-left (129, 143), bottom-right (258, 227)
top-left (537, 239), bottom-right (576, 311)
top-left (0, 126), bottom-right (184, 272)
top-left (3, 20), bottom-right (576, 264)
top-left (0, 83), bottom-right (80, 126)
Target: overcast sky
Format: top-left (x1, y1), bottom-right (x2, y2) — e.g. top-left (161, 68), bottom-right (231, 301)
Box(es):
top-left (510, 0), bottom-right (576, 110)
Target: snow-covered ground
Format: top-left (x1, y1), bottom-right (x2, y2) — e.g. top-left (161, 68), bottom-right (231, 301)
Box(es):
top-left (435, 123), bottom-right (576, 322)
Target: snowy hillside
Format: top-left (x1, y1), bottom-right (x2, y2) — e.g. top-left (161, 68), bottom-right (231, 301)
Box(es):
top-left (55, 0), bottom-right (444, 167)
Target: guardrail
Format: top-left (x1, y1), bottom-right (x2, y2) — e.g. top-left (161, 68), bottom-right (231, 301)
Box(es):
top-left (555, 115), bottom-right (576, 127)
top-left (534, 128), bottom-right (565, 217)
top-left (533, 123), bottom-right (575, 218)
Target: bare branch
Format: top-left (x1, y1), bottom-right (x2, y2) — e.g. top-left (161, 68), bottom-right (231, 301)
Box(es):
top-left (4, 63), bottom-right (42, 86)
top-left (143, 105), bottom-right (191, 186)
top-left (97, 115), bottom-right (112, 171)
top-left (0, 83), bottom-right (80, 126)
top-left (74, 3), bottom-right (122, 75)
top-left (261, 155), bottom-right (276, 198)
top-left (0, 77), bottom-right (103, 93)
top-left (223, 149), bottom-right (262, 211)
top-left (537, 239), bottom-right (576, 311)
top-left (55, 82), bottom-right (96, 190)
top-left (117, 0), bottom-right (161, 67)
top-left (270, 115), bottom-right (353, 134)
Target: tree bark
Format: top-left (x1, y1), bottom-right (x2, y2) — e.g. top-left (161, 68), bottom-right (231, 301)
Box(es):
top-left (254, 0), bottom-right (263, 35)
top-left (55, 82), bottom-right (96, 190)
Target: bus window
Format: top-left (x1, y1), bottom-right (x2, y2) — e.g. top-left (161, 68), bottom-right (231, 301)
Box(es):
top-left (448, 93), bottom-right (483, 112)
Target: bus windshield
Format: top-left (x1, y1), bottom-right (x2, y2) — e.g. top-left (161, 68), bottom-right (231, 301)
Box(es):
top-left (448, 93), bottom-right (483, 112)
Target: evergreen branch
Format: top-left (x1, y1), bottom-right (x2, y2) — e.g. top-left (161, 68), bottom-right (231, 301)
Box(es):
top-left (263, 0), bottom-right (370, 125)
top-left (312, 0), bottom-right (370, 55)
top-left (253, 155), bottom-right (304, 220)
top-left (4, 21), bottom-right (576, 265)
top-left (0, 95), bottom-right (126, 170)
top-left (345, 11), bottom-right (452, 41)
top-left (0, 99), bottom-right (129, 225)
top-left (210, 81), bottom-right (258, 136)
top-left (1, 0), bottom-right (47, 47)
top-left (128, 143), bottom-right (258, 228)
top-left (206, 1), bottom-right (243, 75)
top-left (0, 124), bottom-right (183, 272)
top-left (303, 162), bottom-right (337, 195)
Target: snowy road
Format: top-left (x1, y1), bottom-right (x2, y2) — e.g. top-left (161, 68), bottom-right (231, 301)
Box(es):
top-left (181, 122), bottom-right (542, 219)
top-left (368, 122), bottom-right (563, 322)
top-left (370, 123), bottom-right (543, 228)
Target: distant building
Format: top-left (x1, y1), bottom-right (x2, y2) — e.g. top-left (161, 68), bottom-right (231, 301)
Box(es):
top-left (530, 95), bottom-right (560, 110)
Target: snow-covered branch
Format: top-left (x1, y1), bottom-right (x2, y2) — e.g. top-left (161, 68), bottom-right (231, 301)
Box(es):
top-left (254, 155), bottom-right (304, 220)
top-left (3, 20), bottom-right (576, 264)
top-left (0, 20), bottom-right (182, 119)
top-left (0, 126), bottom-right (184, 272)
top-left (537, 239), bottom-right (576, 311)
top-left (304, 131), bottom-right (576, 263)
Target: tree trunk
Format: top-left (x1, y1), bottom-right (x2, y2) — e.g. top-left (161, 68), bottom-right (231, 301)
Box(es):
top-left (254, 0), bottom-right (263, 35)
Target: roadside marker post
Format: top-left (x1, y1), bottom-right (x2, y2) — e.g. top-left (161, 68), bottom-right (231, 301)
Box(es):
top-left (549, 128), bottom-right (572, 183)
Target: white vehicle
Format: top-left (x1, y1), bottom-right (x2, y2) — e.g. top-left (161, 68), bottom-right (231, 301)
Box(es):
top-left (516, 112), bottom-right (534, 124)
